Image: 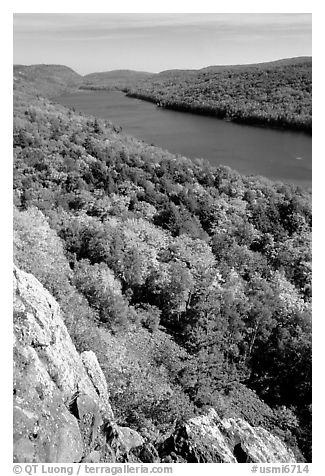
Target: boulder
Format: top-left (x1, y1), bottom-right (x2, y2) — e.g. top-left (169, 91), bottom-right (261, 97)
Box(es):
top-left (221, 417), bottom-right (297, 463)
top-left (159, 408), bottom-right (296, 463)
top-left (116, 426), bottom-right (145, 454)
top-left (100, 423), bottom-right (145, 462)
top-left (159, 410), bottom-right (235, 463)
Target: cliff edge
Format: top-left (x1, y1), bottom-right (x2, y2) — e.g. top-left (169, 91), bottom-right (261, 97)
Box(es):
top-left (13, 265), bottom-right (296, 463)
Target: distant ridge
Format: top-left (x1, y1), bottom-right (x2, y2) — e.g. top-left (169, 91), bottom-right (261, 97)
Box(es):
top-left (13, 64), bottom-right (82, 96)
top-left (13, 57), bottom-right (312, 97)
top-left (81, 69), bottom-right (154, 90)
top-left (200, 56), bottom-right (312, 73)
top-left (83, 69), bottom-right (153, 79)
top-left (158, 56), bottom-right (312, 76)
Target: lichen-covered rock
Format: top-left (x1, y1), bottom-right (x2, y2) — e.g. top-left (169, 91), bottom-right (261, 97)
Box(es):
top-left (13, 266), bottom-right (112, 462)
top-left (99, 423), bottom-right (145, 462)
top-left (13, 351), bottom-right (84, 463)
top-left (221, 417), bottom-right (296, 463)
top-left (159, 411), bottom-right (235, 463)
top-left (72, 393), bottom-right (102, 449)
top-left (159, 409), bottom-right (296, 463)
top-left (81, 450), bottom-right (102, 463)
top-left (13, 266), bottom-right (99, 402)
top-left (81, 350), bottom-right (114, 420)
top-left (116, 426), bottom-right (145, 454)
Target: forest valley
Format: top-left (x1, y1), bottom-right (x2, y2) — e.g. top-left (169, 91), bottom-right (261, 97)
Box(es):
top-left (13, 62), bottom-right (312, 461)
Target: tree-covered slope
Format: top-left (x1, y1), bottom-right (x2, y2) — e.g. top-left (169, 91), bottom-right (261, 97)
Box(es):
top-left (81, 69), bottom-right (154, 90)
top-left (13, 72), bottom-right (312, 460)
top-left (13, 64), bottom-right (82, 96)
top-left (126, 57), bottom-right (312, 132)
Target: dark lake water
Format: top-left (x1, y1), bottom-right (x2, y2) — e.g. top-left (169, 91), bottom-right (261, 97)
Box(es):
top-left (57, 90), bottom-right (312, 189)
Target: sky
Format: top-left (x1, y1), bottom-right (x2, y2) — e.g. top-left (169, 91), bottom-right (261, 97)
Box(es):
top-left (14, 13), bottom-right (312, 75)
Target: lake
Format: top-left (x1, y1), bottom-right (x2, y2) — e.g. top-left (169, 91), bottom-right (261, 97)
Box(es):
top-left (57, 90), bottom-right (312, 188)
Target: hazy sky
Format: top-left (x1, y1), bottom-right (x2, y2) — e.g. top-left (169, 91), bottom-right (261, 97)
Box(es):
top-left (13, 13), bottom-right (312, 74)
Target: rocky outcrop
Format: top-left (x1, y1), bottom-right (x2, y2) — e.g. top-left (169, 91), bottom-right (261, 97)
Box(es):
top-left (13, 266), bottom-right (298, 464)
top-left (159, 409), bottom-right (296, 463)
top-left (13, 266), bottom-right (143, 463)
top-left (81, 351), bottom-right (114, 420)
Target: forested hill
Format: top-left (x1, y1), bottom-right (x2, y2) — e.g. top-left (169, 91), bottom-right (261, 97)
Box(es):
top-left (157, 56), bottom-right (311, 76)
top-left (13, 64), bottom-right (83, 96)
top-left (125, 57), bottom-right (312, 132)
top-left (13, 68), bottom-right (312, 461)
top-left (81, 69), bottom-right (154, 90)
top-left (13, 64), bottom-right (154, 95)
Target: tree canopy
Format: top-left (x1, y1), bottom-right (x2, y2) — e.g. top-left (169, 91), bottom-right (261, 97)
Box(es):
top-left (13, 79), bottom-right (312, 460)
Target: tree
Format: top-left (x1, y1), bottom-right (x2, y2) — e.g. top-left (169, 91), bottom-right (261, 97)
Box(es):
top-left (14, 206), bottom-right (71, 299)
top-left (73, 259), bottom-right (131, 330)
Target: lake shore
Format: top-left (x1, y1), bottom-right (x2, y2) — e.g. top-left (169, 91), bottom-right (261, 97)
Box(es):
top-left (56, 90), bottom-right (312, 189)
